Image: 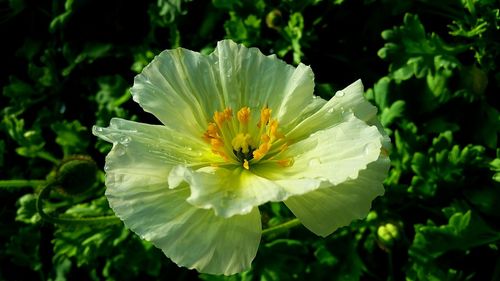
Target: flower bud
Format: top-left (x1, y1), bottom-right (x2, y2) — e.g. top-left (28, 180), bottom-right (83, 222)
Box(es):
top-left (266, 9), bottom-right (283, 30)
top-left (55, 155), bottom-right (97, 195)
top-left (377, 223), bottom-right (400, 247)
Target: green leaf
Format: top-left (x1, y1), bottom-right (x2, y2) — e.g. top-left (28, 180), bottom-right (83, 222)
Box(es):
top-left (51, 120), bottom-right (89, 156)
top-left (410, 211), bottom-right (500, 259)
top-left (381, 100), bottom-right (405, 127)
top-left (378, 13), bottom-right (466, 81)
top-left (314, 244), bottom-right (338, 266)
top-left (16, 194), bottom-right (41, 224)
top-left (49, 0), bottom-right (74, 32)
top-left (282, 12), bottom-right (304, 64)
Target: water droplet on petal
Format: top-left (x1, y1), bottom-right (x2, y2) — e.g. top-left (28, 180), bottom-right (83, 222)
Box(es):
top-left (308, 158), bottom-right (321, 167)
top-left (340, 106), bottom-right (347, 116)
top-left (364, 143), bottom-right (378, 155)
top-left (92, 126), bottom-right (103, 133)
top-left (119, 135), bottom-right (131, 145)
top-left (104, 164), bottom-right (110, 172)
top-left (336, 90), bottom-right (345, 97)
top-left (113, 144), bottom-right (126, 156)
top-left (327, 107), bottom-right (334, 113)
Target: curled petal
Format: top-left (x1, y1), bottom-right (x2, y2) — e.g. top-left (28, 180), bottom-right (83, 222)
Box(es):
top-left (105, 172), bottom-right (261, 275)
top-left (285, 154), bottom-right (390, 237)
top-left (173, 166), bottom-right (321, 218)
top-left (215, 40), bottom-right (316, 127)
top-left (131, 40), bottom-right (318, 139)
top-left (258, 112), bottom-right (383, 186)
top-left (287, 80), bottom-right (390, 150)
top-left (93, 118), bottom-right (212, 173)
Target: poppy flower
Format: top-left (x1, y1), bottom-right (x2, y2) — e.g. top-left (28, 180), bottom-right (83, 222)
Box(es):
top-left (93, 40), bottom-right (390, 275)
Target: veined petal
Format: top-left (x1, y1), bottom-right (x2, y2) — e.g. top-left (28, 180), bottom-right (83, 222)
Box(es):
top-left (131, 47), bottom-right (222, 138)
top-left (285, 154), bottom-right (390, 237)
top-left (215, 40), bottom-right (316, 127)
top-left (96, 119), bottom-right (262, 274)
top-left (258, 112), bottom-right (383, 186)
top-left (287, 80), bottom-right (390, 150)
top-left (175, 166), bottom-right (321, 218)
top-left (131, 40), bottom-right (318, 140)
top-left (92, 118), bottom-right (212, 177)
top-left (106, 174), bottom-right (261, 275)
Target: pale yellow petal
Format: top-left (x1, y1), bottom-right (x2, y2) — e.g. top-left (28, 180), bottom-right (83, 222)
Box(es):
top-left (285, 155), bottom-right (390, 237)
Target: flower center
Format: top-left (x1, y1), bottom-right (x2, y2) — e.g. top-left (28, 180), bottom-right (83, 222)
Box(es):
top-left (203, 106), bottom-right (292, 169)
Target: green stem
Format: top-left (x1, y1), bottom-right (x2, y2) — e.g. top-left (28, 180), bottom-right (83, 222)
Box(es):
top-left (388, 250), bottom-right (394, 281)
top-left (36, 182), bottom-right (121, 226)
top-left (37, 151), bottom-right (59, 164)
top-left (262, 218), bottom-right (301, 236)
top-left (0, 179), bottom-right (46, 189)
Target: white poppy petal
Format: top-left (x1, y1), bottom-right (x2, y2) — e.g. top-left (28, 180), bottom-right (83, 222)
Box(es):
top-left (285, 155), bottom-right (390, 237)
top-left (287, 80), bottom-right (389, 149)
top-left (106, 174), bottom-right (261, 275)
top-left (214, 40), bottom-right (316, 127)
top-left (177, 166), bottom-right (321, 218)
top-left (259, 112), bottom-right (383, 186)
top-left (131, 47), bottom-right (221, 137)
top-left (92, 118), bottom-right (211, 175)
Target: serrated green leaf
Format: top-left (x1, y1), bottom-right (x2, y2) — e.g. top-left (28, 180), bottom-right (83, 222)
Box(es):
top-left (381, 100), bottom-right (405, 126)
top-left (51, 120), bottom-right (89, 156)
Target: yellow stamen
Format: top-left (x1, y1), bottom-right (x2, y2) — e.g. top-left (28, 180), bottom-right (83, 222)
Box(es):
top-left (261, 134), bottom-right (270, 143)
top-left (277, 158), bottom-right (293, 167)
top-left (259, 107), bottom-right (272, 128)
top-left (210, 138), bottom-right (224, 149)
top-left (223, 108), bottom-right (233, 119)
top-left (213, 111), bottom-right (225, 127)
top-left (231, 133), bottom-right (252, 154)
top-left (253, 142), bottom-right (270, 160)
top-left (213, 108), bottom-right (233, 127)
top-left (203, 122), bottom-right (219, 142)
top-left (269, 120), bottom-right (279, 138)
top-left (204, 105), bottom-right (290, 165)
top-left (237, 107), bottom-right (251, 124)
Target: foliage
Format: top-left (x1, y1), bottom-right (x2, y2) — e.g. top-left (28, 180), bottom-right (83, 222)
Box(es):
top-left (1, 0), bottom-right (499, 280)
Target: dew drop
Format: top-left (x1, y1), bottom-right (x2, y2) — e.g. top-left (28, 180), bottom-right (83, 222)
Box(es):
top-left (340, 106), bottom-right (347, 116)
top-left (114, 144), bottom-right (126, 156)
top-left (104, 164), bottom-right (110, 172)
top-left (308, 158), bottom-right (321, 167)
top-left (336, 90), bottom-right (345, 97)
top-left (327, 107), bottom-right (334, 113)
top-left (364, 143), bottom-right (377, 155)
top-left (92, 126), bottom-right (103, 134)
top-left (119, 135), bottom-right (131, 145)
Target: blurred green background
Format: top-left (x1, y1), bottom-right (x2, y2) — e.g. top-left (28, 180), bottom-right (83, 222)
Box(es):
top-left (1, 0), bottom-right (499, 280)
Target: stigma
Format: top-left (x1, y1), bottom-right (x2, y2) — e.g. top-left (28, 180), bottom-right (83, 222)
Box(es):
top-left (203, 106), bottom-right (291, 169)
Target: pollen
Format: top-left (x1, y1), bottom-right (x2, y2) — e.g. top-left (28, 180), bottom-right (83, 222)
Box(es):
top-left (243, 159), bottom-right (250, 170)
top-left (253, 142), bottom-right (269, 160)
top-left (204, 106), bottom-right (291, 169)
top-left (259, 107), bottom-right (272, 128)
top-left (232, 133), bottom-right (253, 154)
top-left (237, 107), bottom-right (251, 124)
